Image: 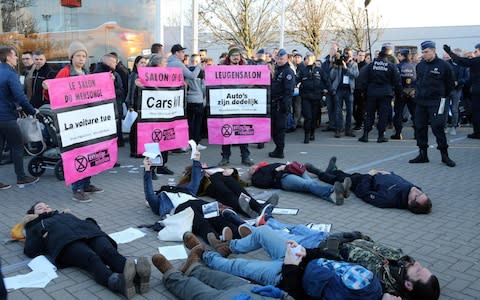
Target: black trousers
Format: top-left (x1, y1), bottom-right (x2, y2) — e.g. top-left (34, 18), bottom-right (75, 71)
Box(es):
top-left (205, 173), bottom-right (262, 215)
top-left (415, 103), bottom-right (448, 150)
top-left (0, 259), bottom-right (6, 300)
top-left (221, 144), bottom-right (250, 160)
top-left (318, 170), bottom-right (364, 191)
top-left (393, 93), bottom-right (416, 133)
top-left (302, 97), bottom-right (320, 132)
top-left (353, 89), bottom-right (366, 126)
top-left (175, 200), bottom-right (241, 241)
top-left (0, 120), bottom-right (27, 180)
top-left (364, 96), bottom-right (392, 134)
top-left (471, 92), bottom-right (480, 135)
top-left (187, 103), bottom-right (204, 144)
top-left (271, 108), bottom-right (287, 151)
top-left (129, 118), bottom-right (138, 155)
top-left (56, 236), bottom-right (126, 287)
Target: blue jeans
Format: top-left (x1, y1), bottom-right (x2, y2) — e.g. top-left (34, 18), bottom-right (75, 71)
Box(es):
top-left (266, 218), bottom-right (329, 249)
top-left (143, 160), bottom-right (203, 218)
top-left (204, 226), bottom-right (285, 286)
top-left (71, 177), bottom-right (91, 192)
top-left (280, 173), bottom-right (333, 202)
top-left (335, 88), bottom-right (353, 129)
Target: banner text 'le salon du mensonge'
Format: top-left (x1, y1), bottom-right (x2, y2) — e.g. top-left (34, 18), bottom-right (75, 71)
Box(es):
top-left (205, 65), bottom-right (271, 144)
top-left (136, 67), bottom-right (188, 154)
top-left (47, 72), bottom-right (118, 185)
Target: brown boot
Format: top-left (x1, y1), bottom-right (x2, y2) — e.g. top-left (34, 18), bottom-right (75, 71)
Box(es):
top-left (180, 244), bottom-right (205, 273)
top-left (221, 227), bottom-right (233, 242)
top-left (207, 232), bottom-right (231, 257)
top-left (151, 254), bottom-right (173, 274)
top-left (183, 232), bottom-right (201, 250)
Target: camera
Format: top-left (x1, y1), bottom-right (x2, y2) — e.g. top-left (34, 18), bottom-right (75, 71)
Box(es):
top-left (334, 49), bottom-right (349, 65)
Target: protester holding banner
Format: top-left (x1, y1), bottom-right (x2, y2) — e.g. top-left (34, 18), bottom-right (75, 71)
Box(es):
top-left (125, 55), bottom-right (147, 158)
top-left (186, 54), bottom-right (207, 150)
top-left (51, 41), bottom-right (104, 202)
top-left (269, 49), bottom-right (296, 159)
top-left (0, 45), bottom-right (40, 190)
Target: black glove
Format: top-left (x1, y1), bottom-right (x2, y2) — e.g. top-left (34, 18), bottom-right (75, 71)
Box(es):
top-left (443, 44), bottom-right (452, 54)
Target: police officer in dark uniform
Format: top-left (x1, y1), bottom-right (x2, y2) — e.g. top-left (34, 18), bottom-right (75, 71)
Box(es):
top-left (269, 49), bottom-right (295, 158)
top-left (358, 46), bottom-right (402, 143)
top-left (409, 41), bottom-right (456, 167)
top-left (443, 43), bottom-right (480, 139)
top-left (392, 49), bottom-right (417, 139)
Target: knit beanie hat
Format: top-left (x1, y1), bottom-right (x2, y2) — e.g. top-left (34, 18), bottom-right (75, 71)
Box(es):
top-left (228, 47), bottom-right (241, 57)
top-left (68, 41), bottom-right (88, 59)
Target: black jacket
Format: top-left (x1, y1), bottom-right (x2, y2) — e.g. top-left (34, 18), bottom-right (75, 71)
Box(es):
top-left (415, 56), bottom-right (454, 105)
top-left (24, 211), bottom-right (115, 263)
top-left (25, 64), bottom-right (57, 108)
top-left (449, 53), bottom-right (480, 95)
top-left (271, 64), bottom-right (295, 112)
top-left (296, 64), bottom-right (331, 99)
top-left (359, 57), bottom-right (402, 98)
top-left (251, 163), bottom-right (284, 189)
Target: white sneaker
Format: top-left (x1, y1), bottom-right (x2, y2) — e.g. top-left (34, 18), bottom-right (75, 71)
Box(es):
top-left (197, 144), bottom-right (207, 150)
top-left (449, 127), bottom-right (457, 136)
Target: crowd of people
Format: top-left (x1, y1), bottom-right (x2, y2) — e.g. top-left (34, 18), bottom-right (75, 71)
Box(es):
top-left (1, 38), bottom-right (479, 299)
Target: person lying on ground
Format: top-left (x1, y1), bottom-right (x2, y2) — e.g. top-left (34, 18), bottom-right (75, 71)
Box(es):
top-left (180, 230), bottom-right (400, 300)
top-left (247, 161), bottom-right (351, 205)
top-left (200, 221), bottom-right (440, 300)
top-left (23, 202), bottom-right (151, 299)
top-left (178, 156), bottom-right (278, 217)
top-left (143, 152), bottom-right (260, 243)
top-left (306, 156), bottom-right (432, 214)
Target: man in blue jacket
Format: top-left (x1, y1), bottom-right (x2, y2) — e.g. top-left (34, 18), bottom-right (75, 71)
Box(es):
top-left (306, 157), bottom-right (432, 214)
top-left (0, 46), bottom-right (40, 190)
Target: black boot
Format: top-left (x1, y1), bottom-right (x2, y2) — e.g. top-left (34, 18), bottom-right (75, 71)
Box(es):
top-left (358, 131), bottom-right (368, 143)
top-left (310, 130), bottom-right (315, 141)
top-left (304, 131), bottom-right (310, 144)
top-left (268, 148), bottom-right (284, 158)
top-left (409, 148), bottom-right (429, 163)
top-left (377, 132), bottom-right (388, 143)
top-left (440, 149), bottom-right (456, 167)
top-left (390, 132), bottom-right (403, 140)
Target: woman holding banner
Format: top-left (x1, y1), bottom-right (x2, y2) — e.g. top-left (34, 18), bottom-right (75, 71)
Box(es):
top-left (47, 41), bottom-right (104, 202)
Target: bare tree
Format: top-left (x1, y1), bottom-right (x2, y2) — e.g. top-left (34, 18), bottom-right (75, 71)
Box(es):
top-left (1, 0), bottom-right (36, 33)
top-left (285, 0), bottom-right (337, 57)
top-left (199, 0), bottom-right (279, 56)
top-left (333, 0), bottom-right (383, 51)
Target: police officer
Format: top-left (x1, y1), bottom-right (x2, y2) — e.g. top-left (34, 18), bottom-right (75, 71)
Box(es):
top-left (358, 46), bottom-right (402, 143)
top-left (443, 43), bottom-right (480, 140)
top-left (392, 49), bottom-right (417, 139)
top-left (269, 49), bottom-right (295, 158)
top-left (409, 41), bottom-right (455, 167)
top-left (296, 51), bottom-right (331, 143)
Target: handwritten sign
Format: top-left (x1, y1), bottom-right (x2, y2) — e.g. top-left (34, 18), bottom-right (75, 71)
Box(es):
top-left (137, 67), bottom-right (185, 88)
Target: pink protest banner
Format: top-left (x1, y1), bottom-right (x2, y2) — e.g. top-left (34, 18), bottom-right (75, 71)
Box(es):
top-left (47, 72), bottom-right (116, 110)
top-left (205, 65), bottom-right (271, 86)
top-left (136, 119), bottom-right (189, 153)
top-left (137, 67), bottom-right (185, 88)
top-left (61, 138), bottom-right (118, 185)
top-left (208, 117), bottom-right (271, 144)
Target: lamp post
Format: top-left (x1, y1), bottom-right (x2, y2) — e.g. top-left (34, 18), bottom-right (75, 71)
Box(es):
top-left (42, 14), bottom-right (51, 32)
top-left (364, 0), bottom-right (372, 59)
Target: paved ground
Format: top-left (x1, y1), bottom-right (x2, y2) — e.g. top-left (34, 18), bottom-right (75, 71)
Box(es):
top-left (1, 124), bottom-right (479, 300)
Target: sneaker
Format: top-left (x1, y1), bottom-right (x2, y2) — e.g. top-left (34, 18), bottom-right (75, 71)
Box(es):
top-left (135, 257), bottom-right (151, 294)
top-left (449, 127), bottom-right (457, 136)
top-left (218, 157), bottom-right (230, 166)
top-left (221, 208), bottom-right (238, 218)
top-left (241, 157), bottom-right (255, 166)
top-left (343, 177), bottom-right (352, 198)
top-left (221, 227), bottom-right (233, 242)
top-left (256, 204), bottom-right (274, 226)
top-left (325, 156), bottom-right (337, 174)
top-left (183, 231), bottom-right (201, 250)
top-left (72, 190), bottom-right (92, 203)
top-left (123, 259), bottom-right (137, 299)
top-left (196, 144), bottom-right (207, 151)
top-left (0, 182), bottom-right (11, 190)
top-left (84, 185), bottom-right (104, 193)
top-left (238, 197), bottom-right (258, 218)
top-left (329, 182), bottom-right (345, 205)
top-left (151, 254), bottom-right (173, 274)
top-left (180, 244), bottom-right (205, 274)
top-left (238, 224), bottom-right (252, 238)
top-left (156, 166), bottom-right (174, 175)
top-left (16, 176), bottom-right (39, 188)
top-left (265, 193), bottom-right (279, 207)
top-left (207, 233), bottom-right (231, 257)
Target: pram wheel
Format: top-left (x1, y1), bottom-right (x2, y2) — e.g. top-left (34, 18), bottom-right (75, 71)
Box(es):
top-left (54, 160), bottom-right (64, 181)
top-left (28, 156), bottom-right (46, 177)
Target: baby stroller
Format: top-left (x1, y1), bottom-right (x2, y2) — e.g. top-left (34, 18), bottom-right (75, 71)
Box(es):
top-left (27, 104), bottom-right (64, 180)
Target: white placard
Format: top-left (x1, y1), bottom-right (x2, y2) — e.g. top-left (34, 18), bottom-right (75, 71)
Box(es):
top-left (209, 88), bottom-right (267, 115)
top-left (158, 245), bottom-right (188, 260)
top-left (56, 103), bottom-right (117, 147)
top-left (108, 227), bottom-right (146, 244)
top-left (141, 89), bottom-right (184, 119)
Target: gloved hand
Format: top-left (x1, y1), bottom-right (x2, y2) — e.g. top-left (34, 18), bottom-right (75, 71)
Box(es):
top-left (443, 44), bottom-right (452, 54)
top-left (251, 285), bottom-right (284, 298)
